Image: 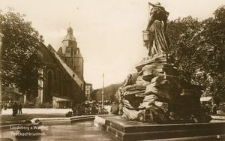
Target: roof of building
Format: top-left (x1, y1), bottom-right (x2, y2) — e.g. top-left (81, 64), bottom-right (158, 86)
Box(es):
top-left (39, 42), bottom-right (57, 66)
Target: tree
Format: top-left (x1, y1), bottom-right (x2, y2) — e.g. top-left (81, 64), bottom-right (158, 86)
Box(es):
top-left (201, 5), bottom-right (225, 102)
top-left (167, 16), bottom-right (202, 81)
top-left (0, 9), bottom-right (44, 98)
top-left (167, 5), bottom-right (225, 102)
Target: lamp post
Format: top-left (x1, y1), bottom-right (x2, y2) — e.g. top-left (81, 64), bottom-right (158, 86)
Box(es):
top-left (102, 73), bottom-right (104, 109)
top-left (0, 25), bottom-right (3, 102)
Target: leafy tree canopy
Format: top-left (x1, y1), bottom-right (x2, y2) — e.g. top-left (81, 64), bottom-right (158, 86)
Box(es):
top-left (167, 5), bottom-right (225, 103)
top-left (0, 9), bottom-right (44, 97)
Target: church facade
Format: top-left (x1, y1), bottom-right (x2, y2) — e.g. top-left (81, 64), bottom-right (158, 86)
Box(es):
top-left (33, 27), bottom-right (86, 108)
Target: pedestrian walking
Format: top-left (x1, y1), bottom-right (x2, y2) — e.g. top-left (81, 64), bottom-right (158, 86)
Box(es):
top-left (212, 104), bottom-right (218, 115)
top-left (4, 103), bottom-right (7, 110)
top-left (0, 103), bottom-right (2, 114)
top-left (72, 106), bottom-right (77, 116)
top-left (18, 102), bottom-right (23, 114)
top-left (12, 102), bottom-right (18, 117)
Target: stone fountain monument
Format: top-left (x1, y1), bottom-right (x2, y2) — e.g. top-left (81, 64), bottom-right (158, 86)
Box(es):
top-left (94, 2), bottom-right (225, 141)
top-left (119, 2), bottom-right (211, 124)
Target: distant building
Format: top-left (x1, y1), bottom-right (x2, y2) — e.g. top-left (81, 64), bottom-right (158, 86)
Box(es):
top-left (85, 83), bottom-right (92, 101)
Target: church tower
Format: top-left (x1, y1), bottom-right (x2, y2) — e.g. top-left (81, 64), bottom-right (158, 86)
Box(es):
top-left (57, 27), bottom-right (84, 79)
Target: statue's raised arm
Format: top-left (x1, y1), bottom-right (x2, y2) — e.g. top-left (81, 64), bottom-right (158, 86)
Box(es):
top-left (148, 2), bottom-right (164, 9)
top-left (147, 2), bottom-right (169, 32)
top-left (143, 2), bottom-right (170, 57)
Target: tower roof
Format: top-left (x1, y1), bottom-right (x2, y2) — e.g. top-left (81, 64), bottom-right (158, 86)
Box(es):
top-left (63, 27), bottom-right (76, 41)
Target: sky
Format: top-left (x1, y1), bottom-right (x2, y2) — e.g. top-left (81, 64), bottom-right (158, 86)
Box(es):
top-left (1, 0), bottom-right (225, 89)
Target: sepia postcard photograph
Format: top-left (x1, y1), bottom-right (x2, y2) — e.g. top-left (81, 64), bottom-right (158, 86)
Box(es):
top-left (0, 0), bottom-right (225, 140)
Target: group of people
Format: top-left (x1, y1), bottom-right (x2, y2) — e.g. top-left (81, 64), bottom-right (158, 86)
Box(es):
top-left (0, 102), bottom-right (23, 116)
top-left (202, 103), bottom-right (222, 115)
top-left (71, 101), bottom-right (108, 116)
top-left (12, 102), bottom-right (23, 117)
top-left (69, 101), bottom-right (121, 117)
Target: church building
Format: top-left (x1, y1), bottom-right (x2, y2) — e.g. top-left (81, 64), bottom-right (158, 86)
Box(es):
top-left (32, 27), bottom-right (86, 108)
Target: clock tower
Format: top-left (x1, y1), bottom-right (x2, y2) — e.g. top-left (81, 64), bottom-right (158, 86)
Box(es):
top-left (57, 27), bottom-right (84, 79)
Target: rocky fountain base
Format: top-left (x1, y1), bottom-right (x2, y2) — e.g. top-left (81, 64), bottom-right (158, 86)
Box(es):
top-left (119, 54), bottom-right (211, 123)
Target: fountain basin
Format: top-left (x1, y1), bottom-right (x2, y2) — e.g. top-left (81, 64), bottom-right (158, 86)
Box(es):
top-left (94, 115), bottom-right (225, 141)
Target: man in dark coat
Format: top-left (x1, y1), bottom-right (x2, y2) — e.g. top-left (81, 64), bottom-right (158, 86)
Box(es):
top-left (12, 102), bottom-right (18, 117)
top-left (18, 103), bottom-right (23, 114)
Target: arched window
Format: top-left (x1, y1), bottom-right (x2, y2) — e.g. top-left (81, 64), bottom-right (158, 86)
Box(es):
top-left (44, 70), bottom-right (53, 103)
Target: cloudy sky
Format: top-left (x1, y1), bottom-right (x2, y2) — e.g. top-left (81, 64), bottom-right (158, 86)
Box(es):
top-left (1, 0), bottom-right (224, 89)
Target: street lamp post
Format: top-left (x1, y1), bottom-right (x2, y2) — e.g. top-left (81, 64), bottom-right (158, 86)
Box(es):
top-left (102, 73), bottom-right (104, 109)
top-left (0, 25), bottom-right (3, 101)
